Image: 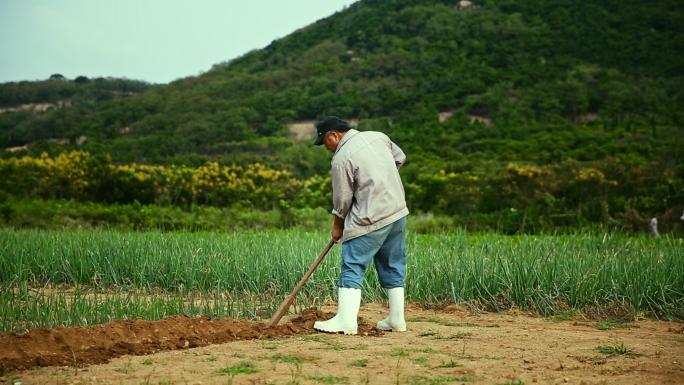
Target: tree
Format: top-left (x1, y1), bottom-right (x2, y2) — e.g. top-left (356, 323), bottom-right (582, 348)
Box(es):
top-left (503, 163), bottom-right (553, 234)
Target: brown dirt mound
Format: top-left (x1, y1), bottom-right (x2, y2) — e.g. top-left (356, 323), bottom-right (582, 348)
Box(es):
top-left (0, 307), bottom-right (383, 375)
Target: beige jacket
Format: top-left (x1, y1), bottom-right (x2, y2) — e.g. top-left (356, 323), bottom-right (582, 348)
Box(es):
top-left (331, 129), bottom-right (409, 243)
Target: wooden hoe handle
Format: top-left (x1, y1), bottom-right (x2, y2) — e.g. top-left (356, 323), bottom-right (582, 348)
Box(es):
top-left (266, 239), bottom-right (336, 328)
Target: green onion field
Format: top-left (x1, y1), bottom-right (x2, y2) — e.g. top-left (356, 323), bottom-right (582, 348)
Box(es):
top-left (1, 229), bottom-right (682, 333)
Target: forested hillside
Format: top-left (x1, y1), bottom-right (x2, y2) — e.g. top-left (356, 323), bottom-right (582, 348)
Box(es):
top-left (1, 0), bottom-right (683, 234)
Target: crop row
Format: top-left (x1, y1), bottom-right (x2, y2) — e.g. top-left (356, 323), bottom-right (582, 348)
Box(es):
top-left (0, 229), bottom-right (682, 332)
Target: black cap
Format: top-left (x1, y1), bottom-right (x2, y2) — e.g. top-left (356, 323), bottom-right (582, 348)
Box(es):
top-left (313, 116), bottom-right (348, 146)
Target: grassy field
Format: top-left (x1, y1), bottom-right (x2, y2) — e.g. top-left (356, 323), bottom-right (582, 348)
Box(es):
top-left (1, 229), bottom-right (682, 332)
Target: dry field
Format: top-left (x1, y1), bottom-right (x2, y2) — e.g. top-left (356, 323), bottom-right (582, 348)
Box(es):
top-left (2, 302), bottom-right (683, 385)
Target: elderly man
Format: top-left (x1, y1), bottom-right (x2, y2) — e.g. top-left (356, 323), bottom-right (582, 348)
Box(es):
top-left (312, 116), bottom-right (409, 335)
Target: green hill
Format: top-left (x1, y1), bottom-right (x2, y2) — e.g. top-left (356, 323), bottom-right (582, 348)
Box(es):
top-left (1, 0), bottom-right (683, 233)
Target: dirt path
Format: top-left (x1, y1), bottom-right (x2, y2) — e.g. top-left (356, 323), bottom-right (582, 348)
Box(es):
top-left (2, 303), bottom-right (683, 384)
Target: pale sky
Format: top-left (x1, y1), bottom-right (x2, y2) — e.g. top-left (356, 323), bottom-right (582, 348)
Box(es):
top-left (0, 0), bottom-right (359, 84)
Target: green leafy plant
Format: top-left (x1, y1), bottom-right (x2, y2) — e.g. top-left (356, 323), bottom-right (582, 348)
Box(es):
top-left (349, 358), bottom-right (368, 367)
top-left (407, 348), bottom-right (437, 354)
top-left (303, 375), bottom-right (349, 384)
top-left (438, 359), bottom-right (462, 368)
top-left (418, 332), bottom-right (438, 337)
top-left (595, 342), bottom-right (641, 357)
top-left (433, 332), bottom-right (472, 340)
top-left (550, 310), bottom-right (579, 322)
top-left (215, 361), bottom-right (258, 376)
top-left (411, 357), bottom-right (430, 367)
top-left (260, 354), bottom-right (306, 364)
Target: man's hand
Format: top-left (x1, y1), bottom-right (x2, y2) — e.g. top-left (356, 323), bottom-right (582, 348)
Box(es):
top-left (332, 215), bottom-right (344, 243)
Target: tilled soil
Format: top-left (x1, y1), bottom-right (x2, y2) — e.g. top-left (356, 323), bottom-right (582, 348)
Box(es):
top-left (2, 303), bottom-right (683, 384)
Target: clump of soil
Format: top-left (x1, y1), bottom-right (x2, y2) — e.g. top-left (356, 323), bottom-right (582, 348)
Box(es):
top-left (0, 307), bottom-right (382, 375)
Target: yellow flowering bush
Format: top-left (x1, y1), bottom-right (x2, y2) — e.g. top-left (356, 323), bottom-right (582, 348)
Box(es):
top-left (0, 151), bottom-right (315, 210)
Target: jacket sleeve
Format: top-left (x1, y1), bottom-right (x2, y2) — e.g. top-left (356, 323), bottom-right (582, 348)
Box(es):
top-left (390, 141), bottom-right (406, 169)
top-left (331, 162), bottom-right (354, 219)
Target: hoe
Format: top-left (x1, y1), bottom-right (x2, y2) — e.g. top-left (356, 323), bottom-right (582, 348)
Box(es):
top-left (266, 239), bottom-right (335, 327)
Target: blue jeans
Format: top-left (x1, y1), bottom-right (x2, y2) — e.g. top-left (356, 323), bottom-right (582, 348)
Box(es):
top-left (337, 216), bottom-right (407, 290)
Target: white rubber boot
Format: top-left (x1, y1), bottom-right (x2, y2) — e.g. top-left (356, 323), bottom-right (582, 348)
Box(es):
top-left (376, 287), bottom-right (406, 332)
top-left (314, 287), bottom-right (361, 335)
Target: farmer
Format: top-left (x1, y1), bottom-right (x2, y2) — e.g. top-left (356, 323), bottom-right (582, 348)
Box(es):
top-left (312, 116), bottom-right (409, 335)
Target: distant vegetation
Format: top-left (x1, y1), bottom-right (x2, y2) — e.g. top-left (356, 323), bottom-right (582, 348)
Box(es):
top-left (0, 0), bottom-right (682, 234)
top-left (0, 76), bottom-right (155, 149)
top-left (1, 150), bottom-right (681, 235)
